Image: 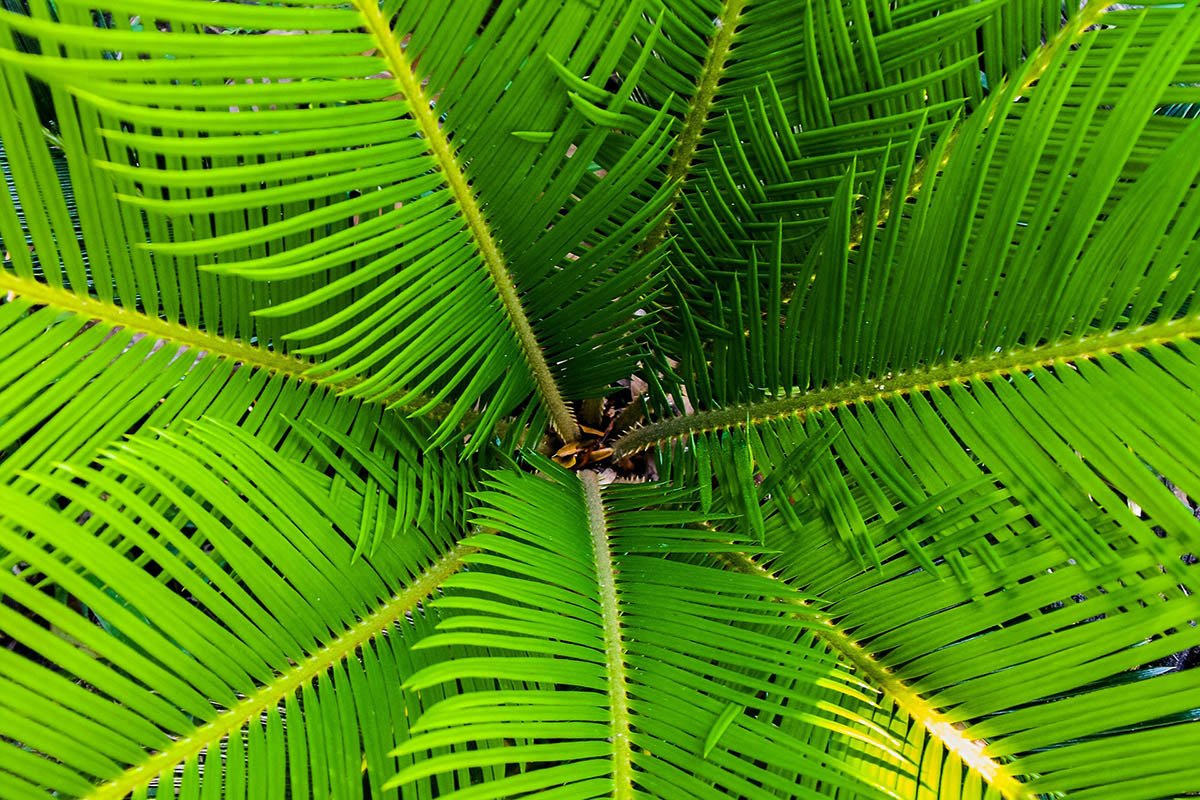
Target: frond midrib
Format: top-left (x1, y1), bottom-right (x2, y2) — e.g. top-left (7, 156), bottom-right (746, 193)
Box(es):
top-left (353, 0), bottom-right (580, 442)
top-left (719, 552), bottom-right (1033, 800)
top-left (85, 543), bottom-right (472, 800)
top-left (640, 0), bottom-right (747, 254)
top-left (612, 314), bottom-right (1200, 456)
top-left (580, 471), bottom-right (634, 798)
top-left (1, 271), bottom-right (318, 384)
top-left (0, 270), bottom-right (465, 419)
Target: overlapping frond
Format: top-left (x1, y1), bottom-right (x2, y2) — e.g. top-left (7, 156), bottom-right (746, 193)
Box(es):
top-left (753, 406), bottom-right (1200, 798)
top-left (0, 281), bottom-right (470, 532)
top-left (593, 0), bottom-right (1080, 270)
top-left (611, 5), bottom-right (1200, 796)
top-left (0, 141), bottom-right (80, 271)
top-left (622, 0), bottom-right (1200, 448)
top-left (0, 279), bottom-right (499, 797)
top-left (0, 406), bottom-right (480, 798)
top-left (698, 567), bottom-right (1025, 800)
top-left (390, 461), bottom-right (903, 799)
top-left (806, 672), bottom-right (1016, 800)
top-left (0, 0), bottom-right (679, 443)
top-left (702, 381), bottom-right (1200, 798)
top-left (641, 0), bottom-right (972, 259)
top-left (2, 0), bottom-right (1198, 797)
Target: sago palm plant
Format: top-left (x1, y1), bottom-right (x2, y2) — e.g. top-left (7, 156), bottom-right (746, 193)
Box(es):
top-left (1, 0), bottom-right (1198, 797)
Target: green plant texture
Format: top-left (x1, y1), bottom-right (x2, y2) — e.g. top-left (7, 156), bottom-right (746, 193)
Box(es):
top-left (1, 0), bottom-right (1199, 798)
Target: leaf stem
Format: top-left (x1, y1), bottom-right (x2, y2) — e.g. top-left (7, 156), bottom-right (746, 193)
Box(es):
top-left (640, 0), bottom-right (747, 254)
top-left (354, 0), bottom-right (580, 442)
top-left (0, 271), bottom-right (461, 418)
top-left (85, 544), bottom-right (472, 800)
top-left (0, 272), bottom-right (313, 382)
top-left (580, 471), bottom-right (634, 798)
top-left (718, 552), bottom-right (1033, 800)
top-left (612, 315), bottom-right (1200, 456)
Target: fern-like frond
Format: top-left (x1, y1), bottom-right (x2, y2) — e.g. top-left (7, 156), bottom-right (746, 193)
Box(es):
top-left (750, 412), bottom-right (1200, 798)
top-left (0, 0), bottom-right (679, 444)
top-left (0, 283), bottom-right (469, 539)
top-left (0, 279), bottom-right (507, 796)
top-left (2, 0), bottom-right (1198, 797)
top-left (601, 0), bottom-right (1082, 266)
top-left (607, 5), bottom-right (1200, 796)
top-left (0, 408), bottom-right (482, 797)
top-left (389, 460), bottom-right (903, 799)
top-left (621, 0), bottom-right (1200, 452)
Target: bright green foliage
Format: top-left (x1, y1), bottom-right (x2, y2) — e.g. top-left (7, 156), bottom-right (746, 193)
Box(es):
top-left (0, 0), bottom-right (1198, 799)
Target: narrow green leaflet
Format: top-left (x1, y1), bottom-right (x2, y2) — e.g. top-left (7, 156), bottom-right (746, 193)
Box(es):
top-left (1, 0), bottom-right (1198, 798)
top-left (0, 286), bottom-right (488, 797)
top-left (761, 418), bottom-right (1200, 799)
top-left (0, 291), bottom-right (466, 547)
top-left (621, 2), bottom-right (1200, 568)
top-left (587, 0), bottom-right (1079, 272)
top-left (612, 4), bottom-right (1200, 797)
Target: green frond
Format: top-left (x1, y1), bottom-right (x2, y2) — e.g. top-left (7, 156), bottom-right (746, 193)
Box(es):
top-left (717, 555), bottom-right (1026, 799)
top-left (601, 0), bottom-right (1086, 269)
top-left (806, 670), bottom-right (1017, 800)
top-left (0, 0), bottom-right (678, 445)
top-left (0, 410), bottom-right (477, 798)
top-left (2, 0), bottom-right (1198, 796)
top-left (0, 279), bottom-right (499, 797)
top-left (604, 7), bottom-right (1200, 796)
top-left (0, 286), bottom-right (469, 532)
top-left (390, 462), bottom-right (902, 798)
top-left (621, 0), bottom-right (1200, 443)
top-left (633, 310), bottom-right (1200, 796)
top-left (750, 405), bottom-right (1200, 797)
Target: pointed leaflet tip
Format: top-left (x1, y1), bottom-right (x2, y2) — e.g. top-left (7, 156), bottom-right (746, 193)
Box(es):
top-left (703, 702), bottom-right (744, 758)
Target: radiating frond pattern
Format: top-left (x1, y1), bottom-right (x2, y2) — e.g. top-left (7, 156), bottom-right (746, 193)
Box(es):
top-left (614, 4), bottom-right (1200, 798)
top-left (1, 0), bottom-right (1198, 797)
top-left (601, 0), bottom-right (1082, 277)
top-left (759, 407), bottom-right (1200, 798)
top-left (635, 1), bottom-right (1199, 415)
top-left (0, 282), bottom-right (492, 797)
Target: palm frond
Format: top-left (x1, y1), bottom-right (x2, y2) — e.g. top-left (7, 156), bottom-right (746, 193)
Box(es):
top-left (2, 0), bottom-right (1198, 797)
top-left (390, 460), bottom-right (903, 799)
top-left (587, 0), bottom-right (1084, 269)
top-left (0, 139), bottom-right (81, 274)
top-left (0, 0), bottom-right (680, 444)
top-left (750, 408), bottom-right (1200, 798)
top-left (0, 409), bottom-right (481, 798)
top-left (603, 5), bottom-right (1200, 796)
top-left (0, 286), bottom-right (471, 541)
top-left (620, 0), bottom-right (1200, 453)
